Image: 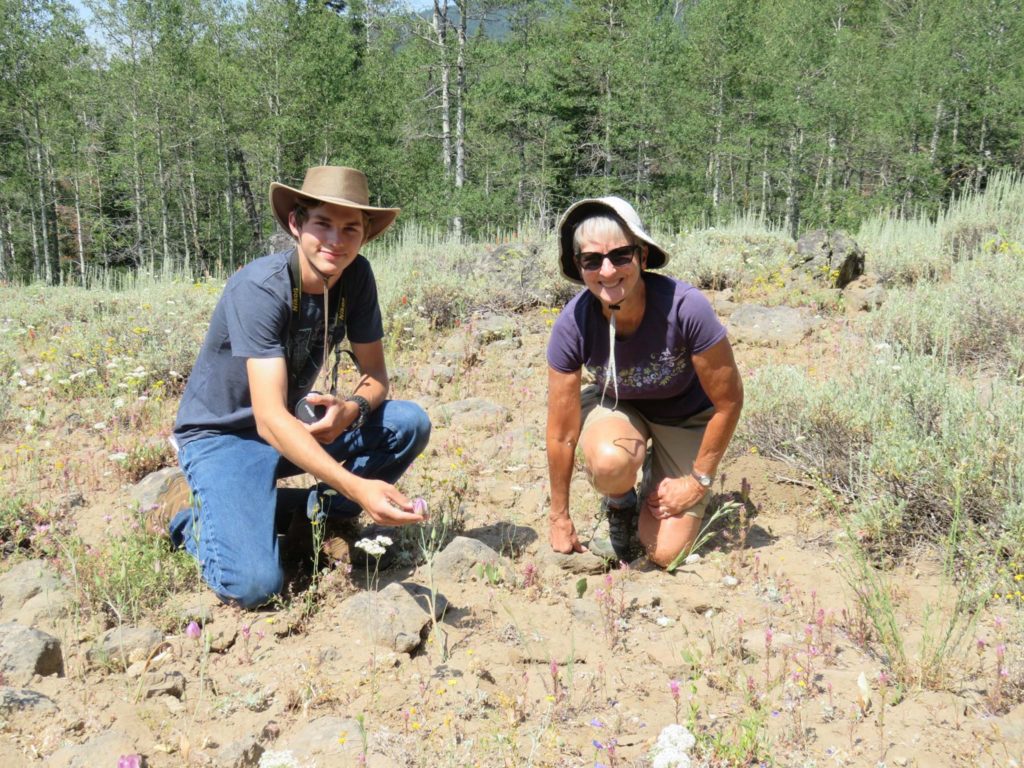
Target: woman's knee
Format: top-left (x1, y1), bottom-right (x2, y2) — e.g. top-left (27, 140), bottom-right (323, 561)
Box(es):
top-left (586, 441), bottom-right (643, 491)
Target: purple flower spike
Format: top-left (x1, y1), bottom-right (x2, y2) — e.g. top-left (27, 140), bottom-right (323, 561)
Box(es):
top-left (186, 620), bottom-right (201, 640)
top-left (118, 756), bottom-right (142, 768)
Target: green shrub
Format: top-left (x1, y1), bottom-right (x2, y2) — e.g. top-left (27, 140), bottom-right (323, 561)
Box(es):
top-left (741, 354), bottom-right (1024, 561)
top-left (61, 524), bottom-right (198, 626)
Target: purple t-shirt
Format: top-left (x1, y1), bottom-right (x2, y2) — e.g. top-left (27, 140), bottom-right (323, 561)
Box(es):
top-left (546, 273), bottom-right (726, 423)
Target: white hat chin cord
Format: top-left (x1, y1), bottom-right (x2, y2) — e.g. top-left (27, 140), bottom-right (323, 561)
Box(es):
top-left (600, 304), bottom-right (621, 410)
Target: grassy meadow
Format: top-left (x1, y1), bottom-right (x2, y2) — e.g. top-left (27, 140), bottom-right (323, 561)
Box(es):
top-left (1, 177), bottom-right (1023, 766)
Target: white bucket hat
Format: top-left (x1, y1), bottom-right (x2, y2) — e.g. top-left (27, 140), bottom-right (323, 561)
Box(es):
top-left (557, 196), bottom-right (669, 284)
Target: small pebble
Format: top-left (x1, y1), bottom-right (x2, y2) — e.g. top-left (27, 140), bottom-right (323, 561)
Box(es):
top-left (722, 575), bottom-right (739, 587)
top-left (684, 553), bottom-right (701, 565)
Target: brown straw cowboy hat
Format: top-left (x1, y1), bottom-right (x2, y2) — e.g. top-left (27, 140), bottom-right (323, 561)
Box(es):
top-left (269, 166), bottom-right (400, 244)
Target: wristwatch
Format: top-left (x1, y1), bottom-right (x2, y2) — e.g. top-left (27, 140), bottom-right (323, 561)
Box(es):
top-left (345, 395), bottom-right (371, 431)
top-left (691, 469), bottom-right (714, 491)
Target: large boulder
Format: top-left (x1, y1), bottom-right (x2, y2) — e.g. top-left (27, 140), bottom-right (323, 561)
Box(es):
top-left (793, 229), bottom-right (865, 287)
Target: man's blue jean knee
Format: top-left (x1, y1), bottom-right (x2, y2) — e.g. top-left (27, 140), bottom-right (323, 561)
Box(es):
top-left (169, 400), bottom-right (431, 608)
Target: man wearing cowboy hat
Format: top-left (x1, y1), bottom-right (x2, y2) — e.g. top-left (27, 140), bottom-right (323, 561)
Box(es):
top-left (164, 166), bottom-right (431, 608)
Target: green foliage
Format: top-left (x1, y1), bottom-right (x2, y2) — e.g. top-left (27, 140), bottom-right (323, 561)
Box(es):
top-left (3, 0), bottom-right (1023, 283)
top-left (61, 524), bottom-right (199, 626)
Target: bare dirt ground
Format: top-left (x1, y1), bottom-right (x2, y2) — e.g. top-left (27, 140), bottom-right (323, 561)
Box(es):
top-left (2, 307), bottom-right (1023, 768)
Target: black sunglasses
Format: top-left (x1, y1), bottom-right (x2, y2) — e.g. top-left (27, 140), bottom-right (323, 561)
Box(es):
top-left (576, 244), bottom-right (640, 272)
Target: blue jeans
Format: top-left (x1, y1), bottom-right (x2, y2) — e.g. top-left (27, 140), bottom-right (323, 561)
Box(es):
top-left (169, 400), bottom-right (430, 608)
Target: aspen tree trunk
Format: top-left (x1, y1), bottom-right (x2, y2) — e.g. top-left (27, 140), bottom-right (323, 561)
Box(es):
top-left (453, 0), bottom-right (467, 239)
top-left (0, 203), bottom-right (9, 281)
top-left (784, 128), bottom-right (802, 240)
top-left (130, 105), bottom-right (146, 270)
top-left (760, 146), bottom-right (769, 222)
top-left (29, 200), bottom-right (40, 281)
top-left (72, 170), bottom-right (86, 285)
top-left (187, 142), bottom-right (202, 263)
top-left (974, 116), bottom-right (987, 194)
top-left (155, 105), bottom-right (171, 271)
top-left (710, 78), bottom-right (723, 216)
top-left (929, 101), bottom-right (943, 165)
top-left (31, 110), bottom-right (53, 284)
top-left (825, 123), bottom-right (836, 225)
top-left (433, 0), bottom-right (452, 179)
top-left (233, 148), bottom-right (260, 245)
top-left (178, 193), bottom-right (190, 276)
top-left (224, 151), bottom-right (235, 266)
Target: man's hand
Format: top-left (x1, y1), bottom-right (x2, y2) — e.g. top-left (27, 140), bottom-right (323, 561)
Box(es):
top-left (549, 515), bottom-right (587, 554)
top-left (644, 476), bottom-right (707, 520)
top-left (351, 478), bottom-right (426, 526)
top-left (303, 393), bottom-right (357, 443)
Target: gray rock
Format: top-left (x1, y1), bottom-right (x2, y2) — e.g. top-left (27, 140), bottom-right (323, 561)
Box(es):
top-left (843, 273), bottom-right (886, 312)
top-left (338, 582), bottom-right (432, 654)
top-left (0, 558), bottom-right (70, 627)
top-left (47, 731), bottom-right (140, 768)
top-left (473, 314), bottom-right (519, 343)
top-left (539, 548), bottom-right (608, 575)
top-left (87, 625), bottom-right (163, 670)
top-left (216, 737), bottom-right (264, 768)
top-left (428, 536), bottom-right (512, 584)
top-left (127, 465), bottom-right (183, 514)
top-left (419, 363), bottom-right (456, 388)
top-left (433, 397), bottom-right (509, 431)
top-left (0, 686), bottom-right (57, 714)
top-left (142, 670), bottom-right (186, 699)
top-left (0, 623), bottom-right (63, 684)
top-left (793, 229), bottom-right (864, 288)
top-left (437, 332), bottom-right (479, 366)
top-left (400, 582), bottom-right (450, 620)
top-left (728, 304), bottom-right (820, 347)
top-left (707, 288), bottom-right (739, 317)
top-left (274, 715), bottom-right (364, 764)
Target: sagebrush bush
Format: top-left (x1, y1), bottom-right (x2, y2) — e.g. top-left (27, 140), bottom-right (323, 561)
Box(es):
top-left (858, 171), bottom-right (1024, 284)
top-left (867, 247), bottom-right (1024, 376)
top-left (741, 354), bottom-right (1024, 561)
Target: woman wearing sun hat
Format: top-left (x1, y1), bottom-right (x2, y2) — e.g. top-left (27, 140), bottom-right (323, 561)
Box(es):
top-left (161, 166), bottom-right (431, 608)
top-left (546, 196), bottom-right (743, 566)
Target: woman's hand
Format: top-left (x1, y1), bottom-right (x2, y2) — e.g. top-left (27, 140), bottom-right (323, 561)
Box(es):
top-left (549, 515), bottom-right (587, 554)
top-left (644, 476), bottom-right (707, 520)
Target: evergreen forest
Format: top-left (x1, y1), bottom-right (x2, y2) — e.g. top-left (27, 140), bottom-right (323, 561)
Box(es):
top-left (1, 0), bottom-right (1022, 283)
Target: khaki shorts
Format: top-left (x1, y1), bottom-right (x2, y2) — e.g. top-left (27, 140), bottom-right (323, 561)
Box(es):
top-left (580, 384), bottom-right (713, 519)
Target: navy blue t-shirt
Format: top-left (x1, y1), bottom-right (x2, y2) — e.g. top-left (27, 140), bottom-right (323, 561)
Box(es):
top-left (173, 250), bottom-right (383, 447)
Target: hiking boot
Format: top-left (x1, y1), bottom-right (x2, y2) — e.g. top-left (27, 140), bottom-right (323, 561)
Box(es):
top-left (588, 490), bottom-right (640, 563)
top-left (146, 469), bottom-right (192, 537)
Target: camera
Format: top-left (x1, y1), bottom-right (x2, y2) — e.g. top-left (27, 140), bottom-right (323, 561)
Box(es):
top-left (294, 391), bottom-right (327, 424)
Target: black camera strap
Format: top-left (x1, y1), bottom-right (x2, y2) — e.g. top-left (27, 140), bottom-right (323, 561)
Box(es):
top-left (286, 249), bottom-right (353, 395)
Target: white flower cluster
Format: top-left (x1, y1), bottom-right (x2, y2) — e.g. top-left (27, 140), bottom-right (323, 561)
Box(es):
top-left (354, 534), bottom-right (393, 558)
top-left (650, 723), bottom-right (696, 768)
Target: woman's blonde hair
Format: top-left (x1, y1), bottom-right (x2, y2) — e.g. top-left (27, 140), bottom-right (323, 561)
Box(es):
top-left (572, 215), bottom-right (635, 254)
